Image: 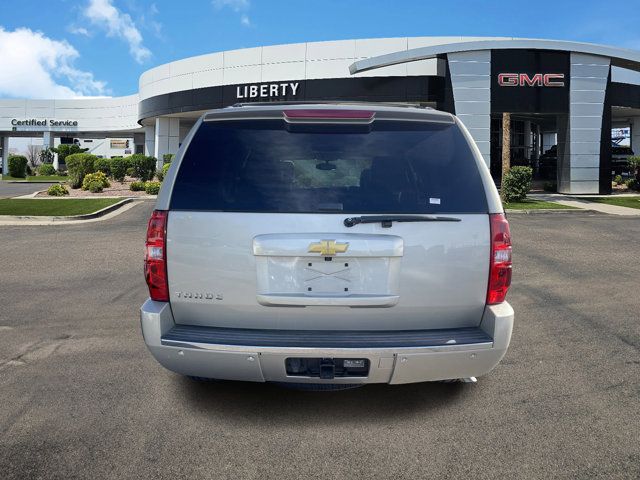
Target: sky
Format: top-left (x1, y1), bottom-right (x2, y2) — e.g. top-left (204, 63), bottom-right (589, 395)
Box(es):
top-left (0, 0), bottom-right (640, 99)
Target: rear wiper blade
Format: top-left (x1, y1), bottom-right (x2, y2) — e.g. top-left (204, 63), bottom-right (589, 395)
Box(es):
top-left (344, 215), bottom-right (461, 228)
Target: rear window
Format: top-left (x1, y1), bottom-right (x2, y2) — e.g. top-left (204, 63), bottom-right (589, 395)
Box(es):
top-left (170, 119), bottom-right (488, 214)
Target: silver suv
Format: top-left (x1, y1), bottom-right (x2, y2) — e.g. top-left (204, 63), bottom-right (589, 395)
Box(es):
top-left (140, 103), bottom-right (514, 386)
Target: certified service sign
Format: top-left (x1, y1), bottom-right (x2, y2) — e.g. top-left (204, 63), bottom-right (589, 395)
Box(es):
top-left (11, 119), bottom-right (79, 127)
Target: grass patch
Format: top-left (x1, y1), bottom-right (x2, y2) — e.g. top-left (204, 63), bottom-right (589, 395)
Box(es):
top-left (1, 175), bottom-right (68, 182)
top-left (504, 199), bottom-right (577, 210)
top-left (587, 196), bottom-right (640, 210)
top-left (0, 198), bottom-right (121, 216)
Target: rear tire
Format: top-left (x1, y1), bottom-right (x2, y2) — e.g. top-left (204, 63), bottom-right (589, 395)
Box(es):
top-left (187, 375), bottom-right (218, 382)
top-left (437, 377), bottom-right (477, 384)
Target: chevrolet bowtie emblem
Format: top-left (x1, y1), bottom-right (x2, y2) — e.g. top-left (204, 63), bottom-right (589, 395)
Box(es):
top-left (308, 240), bottom-right (349, 256)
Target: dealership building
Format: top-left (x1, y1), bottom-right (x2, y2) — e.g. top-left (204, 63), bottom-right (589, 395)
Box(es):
top-left (1, 36), bottom-right (640, 194)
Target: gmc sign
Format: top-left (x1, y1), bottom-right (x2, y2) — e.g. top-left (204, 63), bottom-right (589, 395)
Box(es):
top-left (498, 73), bottom-right (565, 87)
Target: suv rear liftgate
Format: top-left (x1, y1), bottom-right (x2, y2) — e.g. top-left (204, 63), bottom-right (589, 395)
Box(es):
top-left (141, 103), bottom-right (514, 385)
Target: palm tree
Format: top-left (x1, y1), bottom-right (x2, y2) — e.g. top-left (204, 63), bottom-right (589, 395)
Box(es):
top-left (500, 112), bottom-right (511, 201)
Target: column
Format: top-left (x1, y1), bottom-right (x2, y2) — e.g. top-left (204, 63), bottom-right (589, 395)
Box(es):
top-left (144, 125), bottom-right (155, 158)
top-left (1, 137), bottom-right (9, 176)
top-left (561, 53), bottom-right (610, 194)
top-left (133, 132), bottom-right (145, 155)
top-left (447, 51), bottom-right (491, 167)
top-left (42, 131), bottom-right (54, 150)
top-left (556, 115), bottom-right (570, 192)
top-left (154, 117), bottom-right (180, 168)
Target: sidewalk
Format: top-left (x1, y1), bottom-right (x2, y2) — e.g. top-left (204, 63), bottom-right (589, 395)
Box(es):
top-left (530, 193), bottom-right (640, 216)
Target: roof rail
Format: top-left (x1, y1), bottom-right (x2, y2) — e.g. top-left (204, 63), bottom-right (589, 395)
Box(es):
top-left (229, 100), bottom-right (431, 109)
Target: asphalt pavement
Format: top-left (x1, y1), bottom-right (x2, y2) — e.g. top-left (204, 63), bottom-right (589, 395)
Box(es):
top-left (0, 181), bottom-right (54, 199)
top-left (0, 202), bottom-right (638, 479)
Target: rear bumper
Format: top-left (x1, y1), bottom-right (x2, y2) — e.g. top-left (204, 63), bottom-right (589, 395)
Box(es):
top-left (140, 300), bottom-right (514, 384)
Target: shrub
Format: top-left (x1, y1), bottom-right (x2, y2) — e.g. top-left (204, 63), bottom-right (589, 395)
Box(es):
top-left (38, 163), bottom-right (56, 176)
top-left (144, 181), bottom-right (161, 195)
top-left (54, 144), bottom-right (88, 166)
top-left (26, 165), bottom-right (34, 176)
top-left (126, 167), bottom-right (135, 177)
top-left (129, 154), bottom-right (156, 181)
top-left (162, 153), bottom-right (174, 164)
top-left (8, 155), bottom-right (28, 178)
top-left (110, 157), bottom-right (128, 182)
top-left (543, 181), bottom-right (557, 192)
top-left (82, 171), bottom-right (110, 191)
top-left (624, 178), bottom-right (638, 190)
top-left (66, 153), bottom-right (97, 189)
top-left (39, 147), bottom-right (55, 165)
top-left (628, 156), bottom-right (640, 181)
top-left (47, 184), bottom-right (69, 196)
top-left (501, 166), bottom-right (533, 203)
top-left (157, 162), bottom-right (171, 181)
top-left (613, 174), bottom-right (623, 185)
top-left (130, 180), bottom-right (146, 191)
top-left (85, 180), bottom-right (104, 193)
top-left (94, 158), bottom-right (111, 176)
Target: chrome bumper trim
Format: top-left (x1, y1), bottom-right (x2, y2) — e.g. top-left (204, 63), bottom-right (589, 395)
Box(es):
top-left (160, 339), bottom-right (493, 354)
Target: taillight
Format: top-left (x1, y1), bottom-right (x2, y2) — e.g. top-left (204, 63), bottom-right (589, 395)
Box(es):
top-left (144, 210), bottom-right (169, 302)
top-left (487, 213), bottom-right (512, 305)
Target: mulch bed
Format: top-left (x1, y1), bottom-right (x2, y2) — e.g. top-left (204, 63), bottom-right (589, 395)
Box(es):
top-left (36, 177), bottom-right (153, 197)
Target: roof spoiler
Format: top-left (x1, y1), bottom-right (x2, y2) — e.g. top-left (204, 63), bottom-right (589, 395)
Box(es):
top-left (204, 103), bottom-right (454, 124)
top-left (230, 100), bottom-right (430, 109)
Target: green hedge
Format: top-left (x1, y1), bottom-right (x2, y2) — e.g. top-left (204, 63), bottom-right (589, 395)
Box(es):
top-left (502, 166), bottom-right (533, 203)
top-left (38, 163), bottom-right (56, 176)
top-left (8, 155), bottom-right (28, 178)
top-left (110, 157), bottom-right (129, 182)
top-left (129, 154), bottom-right (156, 181)
top-left (94, 158), bottom-right (111, 176)
top-left (66, 153), bottom-right (97, 189)
top-left (54, 144), bottom-right (88, 165)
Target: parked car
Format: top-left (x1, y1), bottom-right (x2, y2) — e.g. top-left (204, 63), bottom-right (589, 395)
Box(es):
top-left (140, 103), bottom-right (514, 386)
top-left (538, 145), bottom-right (558, 180)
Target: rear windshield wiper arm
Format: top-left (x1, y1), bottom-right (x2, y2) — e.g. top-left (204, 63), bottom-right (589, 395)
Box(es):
top-left (344, 215), bottom-right (461, 228)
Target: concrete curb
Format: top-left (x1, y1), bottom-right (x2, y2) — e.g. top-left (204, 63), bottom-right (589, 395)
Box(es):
top-left (14, 190), bottom-right (46, 199)
top-left (0, 197), bottom-right (143, 224)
